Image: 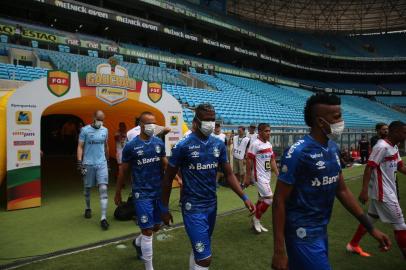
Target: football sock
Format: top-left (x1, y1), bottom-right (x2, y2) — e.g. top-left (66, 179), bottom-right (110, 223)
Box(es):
top-left (350, 215), bottom-right (377, 246)
top-left (84, 187), bottom-right (91, 210)
top-left (255, 200), bottom-right (270, 220)
top-left (141, 234), bottom-right (154, 270)
top-left (98, 184), bottom-right (108, 220)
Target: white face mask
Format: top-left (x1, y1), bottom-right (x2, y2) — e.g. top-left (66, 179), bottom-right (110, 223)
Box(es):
top-left (197, 118), bottom-right (215, 137)
top-left (143, 123), bottom-right (156, 137)
top-left (324, 120), bottom-right (345, 141)
top-left (93, 120), bottom-right (103, 129)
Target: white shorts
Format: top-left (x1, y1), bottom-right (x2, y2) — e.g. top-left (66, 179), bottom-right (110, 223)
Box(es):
top-left (254, 181), bottom-right (273, 198)
top-left (368, 199), bottom-right (404, 224)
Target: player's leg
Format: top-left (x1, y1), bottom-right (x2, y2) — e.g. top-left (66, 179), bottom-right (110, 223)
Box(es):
top-left (135, 199), bottom-right (156, 270)
top-left (183, 209), bottom-right (214, 269)
top-left (347, 200), bottom-right (379, 256)
top-left (382, 201), bottom-right (406, 258)
top-left (96, 163), bottom-right (109, 230)
top-left (252, 181), bottom-right (272, 233)
top-left (233, 158), bottom-right (241, 184)
top-left (83, 165), bottom-right (96, 218)
top-left (239, 159), bottom-right (246, 186)
top-left (286, 235), bottom-right (332, 270)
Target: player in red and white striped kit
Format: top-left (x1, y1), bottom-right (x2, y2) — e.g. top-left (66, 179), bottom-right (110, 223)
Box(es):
top-left (347, 121), bottom-right (406, 258)
top-left (245, 123), bottom-right (279, 233)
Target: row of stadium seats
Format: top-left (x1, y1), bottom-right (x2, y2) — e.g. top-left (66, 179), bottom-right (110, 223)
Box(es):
top-left (376, 96), bottom-right (406, 108)
top-left (0, 63), bottom-right (48, 81)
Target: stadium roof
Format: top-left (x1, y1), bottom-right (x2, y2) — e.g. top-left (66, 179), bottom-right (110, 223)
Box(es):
top-left (227, 0), bottom-right (406, 33)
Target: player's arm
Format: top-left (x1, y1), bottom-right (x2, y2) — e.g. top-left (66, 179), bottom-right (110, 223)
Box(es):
top-left (222, 162), bottom-right (255, 214)
top-left (161, 165), bottom-right (177, 225)
top-left (272, 180), bottom-right (292, 270)
top-left (244, 156), bottom-right (253, 187)
top-left (271, 155), bottom-right (279, 178)
top-left (114, 162), bottom-right (130, 205)
top-left (336, 173), bottom-right (391, 251)
top-left (359, 165), bottom-right (373, 204)
top-left (77, 141), bottom-right (84, 162)
top-left (104, 139), bottom-right (109, 161)
top-left (398, 164), bottom-right (406, 175)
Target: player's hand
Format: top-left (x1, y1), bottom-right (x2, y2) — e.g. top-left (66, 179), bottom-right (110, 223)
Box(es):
top-left (358, 189), bottom-right (369, 204)
top-left (271, 252), bottom-right (288, 270)
top-left (76, 160), bottom-right (86, 176)
top-left (244, 199), bottom-right (256, 215)
top-left (243, 176), bottom-right (251, 187)
top-left (161, 212), bottom-right (173, 226)
top-left (370, 228), bottom-right (391, 252)
top-left (114, 190), bottom-right (123, 206)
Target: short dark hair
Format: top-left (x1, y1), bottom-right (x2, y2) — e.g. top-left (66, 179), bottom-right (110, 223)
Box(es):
top-left (238, 126), bottom-right (245, 131)
top-left (139, 111), bottom-right (154, 122)
top-left (389, 121), bottom-right (406, 132)
top-left (135, 117), bottom-right (140, 125)
top-left (195, 103), bottom-right (215, 119)
top-left (375, 122), bottom-right (387, 131)
top-left (258, 123), bottom-right (270, 131)
top-left (304, 93), bottom-right (341, 127)
top-left (215, 122), bottom-right (221, 128)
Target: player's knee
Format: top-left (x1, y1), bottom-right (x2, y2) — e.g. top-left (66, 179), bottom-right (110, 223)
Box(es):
top-left (142, 229), bottom-right (153, 236)
top-left (98, 184), bottom-right (108, 198)
top-left (262, 197), bottom-right (273, 205)
top-left (196, 257), bottom-right (211, 267)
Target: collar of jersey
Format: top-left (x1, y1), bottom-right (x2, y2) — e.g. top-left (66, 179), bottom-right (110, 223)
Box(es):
top-left (191, 132), bottom-right (210, 145)
top-left (306, 134), bottom-right (330, 152)
top-left (137, 135), bottom-right (152, 145)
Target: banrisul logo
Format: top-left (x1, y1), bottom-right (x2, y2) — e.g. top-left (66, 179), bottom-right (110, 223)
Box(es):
top-left (47, 70), bottom-right (70, 97)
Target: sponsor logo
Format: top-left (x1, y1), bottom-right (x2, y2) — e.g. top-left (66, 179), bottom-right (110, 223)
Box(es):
top-left (47, 70), bottom-right (70, 97)
top-left (140, 215), bottom-right (148, 224)
top-left (12, 129), bottom-right (35, 137)
top-left (188, 162), bottom-right (218, 170)
top-left (137, 150), bottom-right (144, 156)
top-left (147, 82), bottom-right (162, 103)
top-left (213, 147), bottom-right (220, 157)
top-left (188, 145), bottom-right (200, 150)
top-left (136, 156), bottom-right (160, 165)
top-left (13, 140), bottom-right (34, 146)
top-left (311, 175), bottom-right (339, 187)
top-left (17, 150), bottom-right (31, 161)
top-left (155, 145), bottom-right (161, 154)
top-left (185, 202), bottom-right (192, 211)
top-left (316, 160), bottom-right (326, 170)
top-left (285, 140), bottom-right (304, 159)
top-left (310, 153), bottom-right (323, 159)
top-left (296, 227), bottom-right (307, 239)
top-left (16, 111), bottom-right (32, 125)
top-left (86, 63), bottom-right (138, 105)
top-left (170, 115), bottom-right (178, 126)
top-left (190, 151), bottom-right (199, 158)
top-left (195, 242), bottom-right (205, 253)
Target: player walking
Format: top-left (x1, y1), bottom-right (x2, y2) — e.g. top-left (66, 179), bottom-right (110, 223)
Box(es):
top-left (245, 123), bottom-right (278, 233)
top-left (76, 110), bottom-right (110, 230)
top-left (347, 121), bottom-right (406, 258)
top-left (271, 93), bottom-right (391, 270)
top-left (115, 111), bottom-right (167, 270)
top-left (161, 103), bottom-right (255, 270)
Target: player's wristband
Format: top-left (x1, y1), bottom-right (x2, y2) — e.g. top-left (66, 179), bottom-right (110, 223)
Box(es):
top-left (241, 194), bottom-right (249, 202)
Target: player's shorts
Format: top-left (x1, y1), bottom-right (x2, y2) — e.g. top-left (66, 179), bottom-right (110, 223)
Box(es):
top-left (368, 199), bottom-right (404, 224)
top-left (183, 206), bottom-right (217, 261)
top-left (286, 235), bottom-right (331, 270)
top-left (233, 158), bottom-right (245, 175)
top-left (83, 163), bottom-right (108, 188)
top-left (133, 198), bottom-right (162, 230)
top-left (254, 180), bottom-right (273, 198)
top-left (116, 150), bottom-right (123, 164)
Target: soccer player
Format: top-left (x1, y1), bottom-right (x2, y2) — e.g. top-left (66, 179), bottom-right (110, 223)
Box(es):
top-left (76, 110), bottom-right (110, 230)
top-left (115, 122), bottom-right (127, 167)
top-left (161, 103), bottom-right (255, 270)
top-left (127, 116), bottom-right (171, 142)
top-left (233, 126), bottom-right (250, 185)
top-left (245, 123), bottom-right (279, 233)
top-left (271, 93), bottom-right (391, 270)
top-left (114, 111), bottom-right (167, 270)
top-left (370, 122), bottom-right (388, 148)
top-left (358, 134), bottom-right (370, 164)
top-left (347, 121), bottom-right (406, 258)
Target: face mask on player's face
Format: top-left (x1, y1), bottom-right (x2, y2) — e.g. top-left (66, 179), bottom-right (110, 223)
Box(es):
top-left (143, 123), bottom-right (156, 137)
top-left (320, 118), bottom-right (344, 141)
top-left (93, 119), bottom-right (103, 129)
top-left (196, 116), bottom-right (215, 137)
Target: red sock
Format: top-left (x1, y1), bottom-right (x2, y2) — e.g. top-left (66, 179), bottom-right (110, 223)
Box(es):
top-left (255, 200), bottom-right (270, 219)
top-left (394, 230), bottom-right (406, 259)
top-left (350, 224), bottom-right (367, 246)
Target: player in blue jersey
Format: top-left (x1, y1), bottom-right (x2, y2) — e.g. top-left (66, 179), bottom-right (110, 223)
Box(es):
top-left (114, 111), bottom-right (167, 270)
top-left (271, 93), bottom-right (391, 270)
top-left (161, 103), bottom-right (256, 270)
top-left (77, 110), bottom-right (110, 230)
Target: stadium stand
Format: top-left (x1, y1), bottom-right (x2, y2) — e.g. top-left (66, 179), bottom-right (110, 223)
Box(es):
top-left (376, 96), bottom-right (406, 108)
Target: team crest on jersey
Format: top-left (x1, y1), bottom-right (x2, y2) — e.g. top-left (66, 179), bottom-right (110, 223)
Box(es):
top-left (155, 145), bottom-right (161, 154)
top-left (190, 151), bottom-right (199, 158)
top-left (213, 147), bottom-right (220, 157)
top-left (281, 165), bottom-right (288, 173)
top-left (134, 192), bottom-right (140, 199)
top-left (137, 150), bottom-right (144, 156)
top-left (140, 215), bottom-right (149, 224)
top-left (195, 242), bottom-right (205, 253)
top-left (296, 227), bottom-right (307, 239)
top-left (185, 202), bottom-right (192, 211)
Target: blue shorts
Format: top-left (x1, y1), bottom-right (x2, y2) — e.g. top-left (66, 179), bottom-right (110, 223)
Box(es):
top-left (286, 235), bottom-right (331, 270)
top-left (134, 198), bottom-right (162, 230)
top-left (183, 206), bottom-right (217, 261)
top-left (83, 163), bottom-right (108, 188)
